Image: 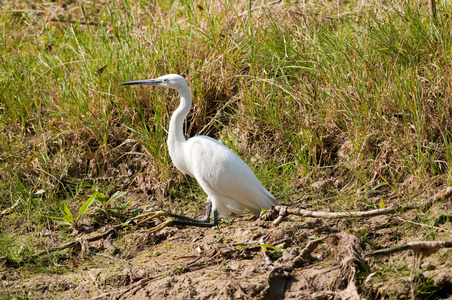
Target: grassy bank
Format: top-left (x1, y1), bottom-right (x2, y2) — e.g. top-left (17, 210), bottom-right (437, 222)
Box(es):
top-left (1, 0), bottom-right (452, 297)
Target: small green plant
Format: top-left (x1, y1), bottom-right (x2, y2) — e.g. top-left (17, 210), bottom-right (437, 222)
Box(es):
top-left (43, 192), bottom-right (98, 231)
top-left (148, 251), bottom-right (162, 257)
top-left (221, 265), bottom-right (231, 271)
top-left (260, 243), bottom-right (285, 260)
top-left (173, 263), bottom-right (190, 275)
top-left (359, 198), bottom-right (378, 209)
top-left (95, 191), bottom-right (129, 219)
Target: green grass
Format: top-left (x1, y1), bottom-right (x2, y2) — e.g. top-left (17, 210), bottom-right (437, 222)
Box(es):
top-left (1, 0), bottom-right (452, 295)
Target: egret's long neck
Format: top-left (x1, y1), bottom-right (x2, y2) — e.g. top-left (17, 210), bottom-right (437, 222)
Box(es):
top-left (168, 85), bottom-right (192, 146)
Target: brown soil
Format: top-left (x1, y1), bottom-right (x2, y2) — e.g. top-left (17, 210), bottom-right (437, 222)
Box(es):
top-left (2, 206), bottom-right (452, 299)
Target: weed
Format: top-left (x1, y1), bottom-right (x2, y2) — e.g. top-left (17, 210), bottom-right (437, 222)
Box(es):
top-left (95, 191), bottom-right (130, 219)
top-left (260, 243), bottom-right (285, 260)
top-left (43, 192), bottom-right (98, 231)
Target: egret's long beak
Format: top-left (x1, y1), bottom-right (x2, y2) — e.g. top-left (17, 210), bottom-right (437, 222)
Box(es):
top-left (120, 79), bottom-right (161, 86)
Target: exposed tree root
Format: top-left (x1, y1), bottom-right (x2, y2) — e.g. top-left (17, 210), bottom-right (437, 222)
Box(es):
top-left (260, 232), bottom-right (369, 299)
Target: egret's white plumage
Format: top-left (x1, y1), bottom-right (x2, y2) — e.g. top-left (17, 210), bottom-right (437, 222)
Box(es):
top-left (121, 74), bottom-right (278, 224)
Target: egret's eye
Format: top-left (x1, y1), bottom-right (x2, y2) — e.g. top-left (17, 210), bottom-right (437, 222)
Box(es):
top-left (164, 78), bottom-right (169, 83)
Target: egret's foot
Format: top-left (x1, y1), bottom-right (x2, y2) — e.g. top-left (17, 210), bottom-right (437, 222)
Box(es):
top-left (131, 211), bottom-right (175, 233)
top-left (163, 201), bottom-right (218, 228)
top-left (168, 208), bottom-right (218, 228)
top-left (131, 207), bottom-right (218, 230)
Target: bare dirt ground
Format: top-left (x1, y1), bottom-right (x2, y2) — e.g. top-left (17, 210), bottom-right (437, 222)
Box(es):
top-left (2, 193), bottom-right (452, 300)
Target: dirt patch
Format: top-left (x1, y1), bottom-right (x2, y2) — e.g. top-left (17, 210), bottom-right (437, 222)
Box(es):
top-left (3, 209), bottom-right (451, 299)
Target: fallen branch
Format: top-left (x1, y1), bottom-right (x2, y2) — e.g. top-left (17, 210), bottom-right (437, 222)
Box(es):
top-left (364, 240), bottom-right (452, 259)
top-left (265, 186), bottom-right (452, 226)
top-left (366, 239), bottom-right (452, 293)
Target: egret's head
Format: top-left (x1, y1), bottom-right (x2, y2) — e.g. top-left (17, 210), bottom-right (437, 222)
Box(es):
top-left (120, 74), bottom-right (189, 90)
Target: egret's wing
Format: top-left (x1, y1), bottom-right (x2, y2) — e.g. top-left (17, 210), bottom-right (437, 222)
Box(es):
top-left (187, 136), bottom-right (277, 216)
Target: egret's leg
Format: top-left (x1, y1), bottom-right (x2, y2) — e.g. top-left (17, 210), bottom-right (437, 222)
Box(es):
top-left (166, 199), bottom-right (212, 223)
top-left (134, 199), bottom-right (218, 230)
top-left (171, 208), bottom-right (218, 228)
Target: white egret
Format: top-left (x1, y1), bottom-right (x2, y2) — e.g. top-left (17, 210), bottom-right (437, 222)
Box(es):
top-left (121, 74), bottom-right (278, 227)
